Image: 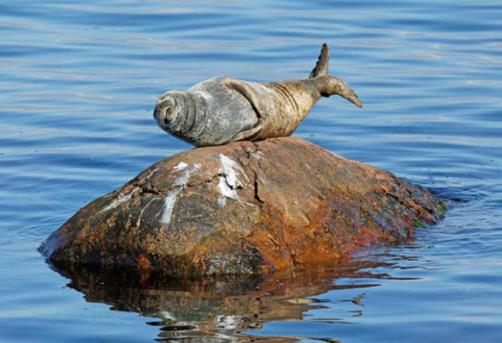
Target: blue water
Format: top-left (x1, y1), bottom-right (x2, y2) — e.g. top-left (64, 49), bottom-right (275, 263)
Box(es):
top-left (1, 0), bottom-right (501, 342)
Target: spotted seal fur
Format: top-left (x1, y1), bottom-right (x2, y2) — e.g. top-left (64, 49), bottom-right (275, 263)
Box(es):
top-left (154, 43), bottom-right (362, 146)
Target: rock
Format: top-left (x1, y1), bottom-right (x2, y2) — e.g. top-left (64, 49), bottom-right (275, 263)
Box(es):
top-left (40, 137), bottom-right (445, 277)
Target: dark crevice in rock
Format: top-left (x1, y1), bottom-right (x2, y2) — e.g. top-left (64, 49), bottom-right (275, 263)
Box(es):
top-left (236, 143), bottom-right (265, 205)
top-left (249, 143), bottom-right (265, 205)
top-left (138, 187), bottom-right (163, 197)
top-left (218, 172), bottom-right (243, 191)
top-left (385, 191), bottom-right (410, 210)
top-left (253, 173), bottom-right (264, 204)
top-left (402, 184), bottom-right (439, 219)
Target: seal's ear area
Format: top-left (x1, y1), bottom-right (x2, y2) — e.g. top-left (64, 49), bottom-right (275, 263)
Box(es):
top-left (309, 43), bottom-right (330, 79)
top-left (315, 76), bottom-right (363, 108)
top-left (225, 79), bottom-right (266, 119)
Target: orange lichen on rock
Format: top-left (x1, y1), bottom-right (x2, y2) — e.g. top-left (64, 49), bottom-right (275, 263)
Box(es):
top-left (40, 137), bottom-right (445, 277)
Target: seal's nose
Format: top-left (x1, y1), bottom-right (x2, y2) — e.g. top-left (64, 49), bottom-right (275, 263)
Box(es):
top-left (154, 95), bottom-right (175, 128)
top-left (153, 103), bottom-right (165, 124)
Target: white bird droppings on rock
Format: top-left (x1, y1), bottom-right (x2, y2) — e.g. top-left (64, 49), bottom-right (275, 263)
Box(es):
top-left (99, 188), bottom-right (139, 214)
top-left (159, 163), bottom-right (200, 226)
top-left (173, 162), bottom-right (188, 171)
top-left (136, 196), bottom-right (160, 227)
top-left (217, 154), bottom-right (247, 207)
top-left (144, 167), bottom-right (159, 180)
top-left (160, 189), bottom-right (182, 226)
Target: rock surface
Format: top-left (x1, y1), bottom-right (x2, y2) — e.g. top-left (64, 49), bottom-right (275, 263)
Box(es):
top-left (40, 137), bottom-right (445, 277)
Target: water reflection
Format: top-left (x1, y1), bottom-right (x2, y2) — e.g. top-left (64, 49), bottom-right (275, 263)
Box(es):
top-left (54, 261), bottom-right (388, 342)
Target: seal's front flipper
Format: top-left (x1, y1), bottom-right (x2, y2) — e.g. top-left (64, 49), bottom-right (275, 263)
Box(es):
top-left (309, 43), bottom-right (329, 79)
top-left (229, 122), bottom-right (263, 142)
top-left (225, 79), bottom-right (268, 119)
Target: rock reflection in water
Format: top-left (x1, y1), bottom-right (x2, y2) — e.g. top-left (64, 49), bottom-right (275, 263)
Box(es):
top-left (55, 262), bottom-right (385, 342)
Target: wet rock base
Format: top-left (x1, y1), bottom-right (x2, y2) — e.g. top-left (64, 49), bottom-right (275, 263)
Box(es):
top-left (40, 137), bottom-right (445, 277)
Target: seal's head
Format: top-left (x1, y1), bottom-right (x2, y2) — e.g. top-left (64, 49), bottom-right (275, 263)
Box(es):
top-left (154, 92), bottom-right (184, 133)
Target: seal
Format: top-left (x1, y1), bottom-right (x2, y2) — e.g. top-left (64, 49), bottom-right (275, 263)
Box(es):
top-left (154, 43), bottom-right (362, 146)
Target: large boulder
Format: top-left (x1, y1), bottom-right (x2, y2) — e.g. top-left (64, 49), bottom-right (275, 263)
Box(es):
top-left (40, 137), bottom-right (445, 277)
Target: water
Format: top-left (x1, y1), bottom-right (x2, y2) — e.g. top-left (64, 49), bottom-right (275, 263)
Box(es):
top-left (1, 0), bottom-right (501, 341)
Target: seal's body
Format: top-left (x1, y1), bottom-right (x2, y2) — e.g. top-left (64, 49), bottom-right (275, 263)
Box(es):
top-left (154, 44), bottom-right (362, 146)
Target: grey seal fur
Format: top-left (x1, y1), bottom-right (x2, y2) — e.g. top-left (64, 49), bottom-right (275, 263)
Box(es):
top-left (154, 43), bottom-right (362, 146)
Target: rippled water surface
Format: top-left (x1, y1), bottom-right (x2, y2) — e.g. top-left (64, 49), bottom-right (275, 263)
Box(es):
top-left (1, 1), bottom-right (501, 342)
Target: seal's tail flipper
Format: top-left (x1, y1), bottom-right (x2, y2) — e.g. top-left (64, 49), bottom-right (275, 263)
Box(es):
top-left (309, 44), bottom-right (363, 108)
top-left (309, 43), bottom-right (329, 79)
top-left (314, 76), bottom-right (363, 108)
